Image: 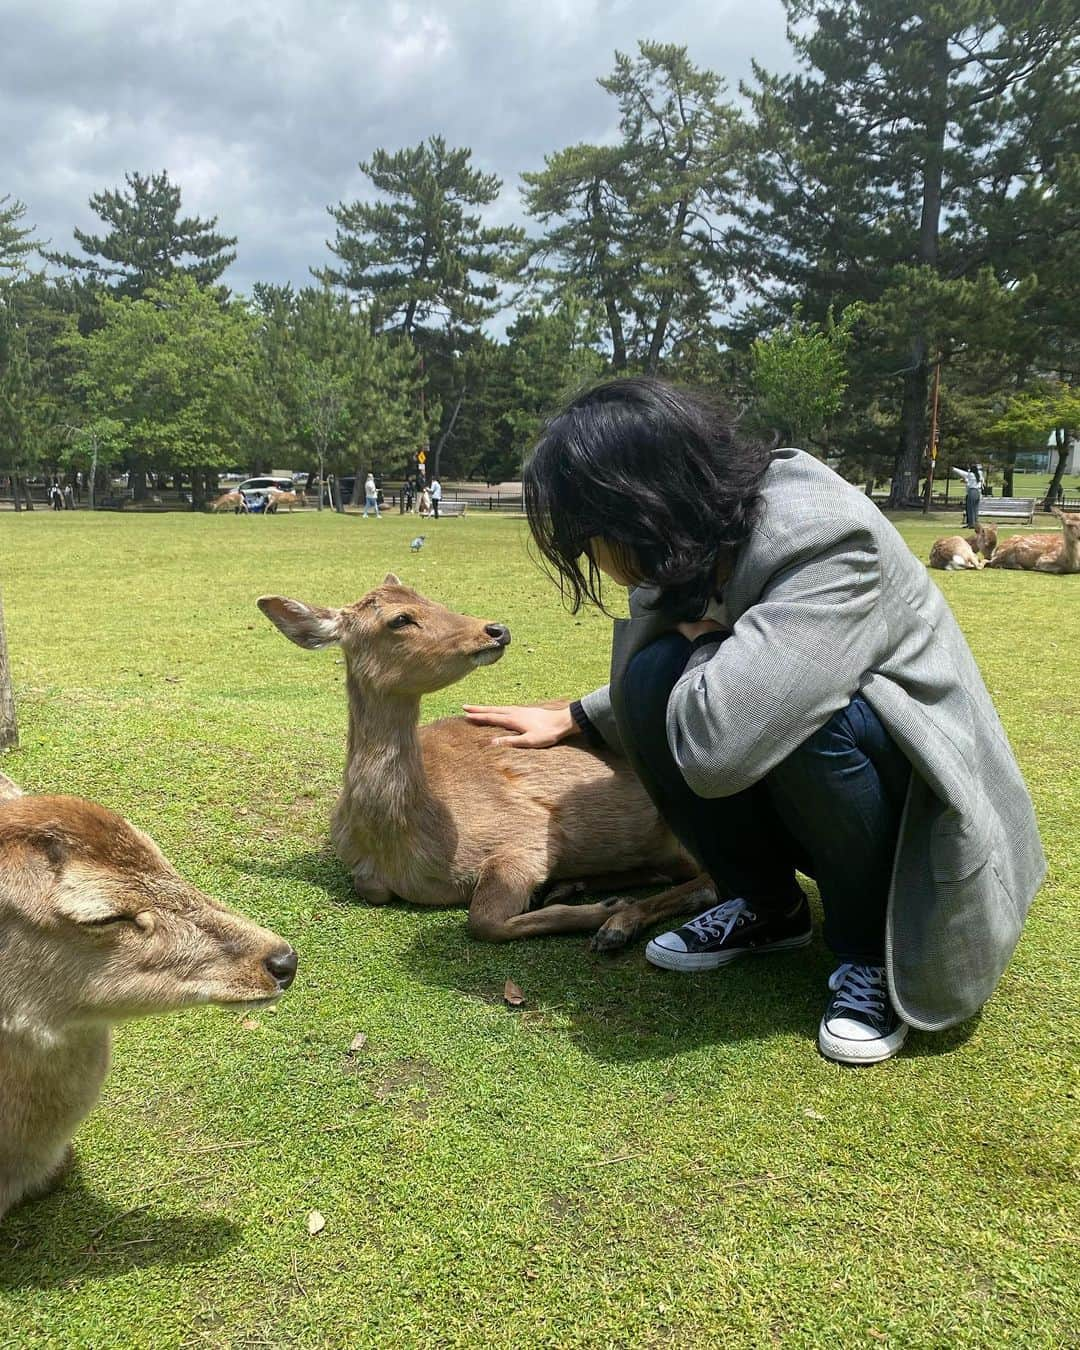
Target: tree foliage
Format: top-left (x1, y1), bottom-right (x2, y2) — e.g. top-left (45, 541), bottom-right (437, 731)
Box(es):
top-left (734, 0), bottom-right (1079, 501)
top-left (318, 138), bottom-right (522, 337)
top-left (46, 170), bottom-right (237, 299)
top-left (523, 42), bottom-right (742, 372)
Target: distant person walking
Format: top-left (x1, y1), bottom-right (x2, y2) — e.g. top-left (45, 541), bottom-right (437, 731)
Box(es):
top-left (418, 486), bottom-right (432, 517)
top-left (952, 465), bottom-right (982, 528)
top-left (49, 483), bottom-right (63, 511)
top-left (430, 477), bottom-right (442, 520)
top-left (362, 472), bottom-right (380, 519)
top-left (63, 483), bottom-right (75, 510)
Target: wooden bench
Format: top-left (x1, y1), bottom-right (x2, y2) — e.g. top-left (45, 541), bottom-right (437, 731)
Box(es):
top-left (432, 501), bottom-right (466, 518)
top-left (970, 497), bottom-right (1035, 523)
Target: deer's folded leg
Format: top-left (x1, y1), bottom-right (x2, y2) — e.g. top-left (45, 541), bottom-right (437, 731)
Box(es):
top-left (468, 854), bottom-right (633, 941)
top-left (591, 876), bottom-right (716, 953)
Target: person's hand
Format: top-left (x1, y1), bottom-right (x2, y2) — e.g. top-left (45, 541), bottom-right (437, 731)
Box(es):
top-left (463, 701), bottom-right (577, 748)
top-left (674, 618), bottom-right (725, 642)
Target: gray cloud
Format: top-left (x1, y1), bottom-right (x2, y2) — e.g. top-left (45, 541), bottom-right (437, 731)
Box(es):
top-left (3, 0), bottom-right (792, 297)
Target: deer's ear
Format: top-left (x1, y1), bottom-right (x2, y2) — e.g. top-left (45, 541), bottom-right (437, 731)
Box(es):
top-left (383, 572), bottom-right (402, 586)
top-left (257, 596), bottom-right (341, 649)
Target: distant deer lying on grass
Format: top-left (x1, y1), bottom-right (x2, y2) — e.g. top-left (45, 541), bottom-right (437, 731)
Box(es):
top-left (929, 523), bottom-right (997, 571)
top-left (988, 510), bottom-right (1080, 573)
top-left (258, 579), bottom-right (712, 947)
top-left (0, 770), bottom-right (297, 1223)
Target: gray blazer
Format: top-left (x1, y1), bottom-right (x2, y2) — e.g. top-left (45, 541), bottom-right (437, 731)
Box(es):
top-left (580, 449), bottom-right (1045, 1031)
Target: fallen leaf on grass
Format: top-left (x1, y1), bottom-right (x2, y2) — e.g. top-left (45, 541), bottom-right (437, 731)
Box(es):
top-left (803, 1109), bottom-right (826, 1122)
top-left (307, 1210), bottom-right (326, 1236)
top-left (503, 979), bottom-right (526, 1008)
top-left (347, 1033), bottom-right (367, 1055)
top-left (241, 1018), bottom-right (259, 1031)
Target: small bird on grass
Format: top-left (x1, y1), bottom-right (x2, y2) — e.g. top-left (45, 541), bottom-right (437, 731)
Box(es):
top-left (410, 535), bottom-right (426, 553)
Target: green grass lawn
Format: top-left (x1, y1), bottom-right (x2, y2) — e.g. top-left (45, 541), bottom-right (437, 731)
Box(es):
top-left (0, 510), bottom-right (1076, 1348)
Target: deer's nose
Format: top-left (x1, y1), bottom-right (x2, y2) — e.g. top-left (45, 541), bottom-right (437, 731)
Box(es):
top-left (265, 947), bottom-right (298, 989)
top-left (484, 624), bottom-right (511, 646)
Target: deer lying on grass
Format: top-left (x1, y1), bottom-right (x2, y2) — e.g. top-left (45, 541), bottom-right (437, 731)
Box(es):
top-left (928, 524), bottom-right (997, 571)
top-left (988, 510), bottom-right (1080, 573)
top-left (0, 770), bottom-right (297, 1223)
top-left (258, 579), bottom-right (712, 946)
top-left (969, 523), bottom-right (997, 560)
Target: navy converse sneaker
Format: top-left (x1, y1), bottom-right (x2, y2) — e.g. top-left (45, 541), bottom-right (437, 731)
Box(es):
top-left (818, 963), bottom-right (908, 1064)
top-left (645, 895), bottom-right (812, 972)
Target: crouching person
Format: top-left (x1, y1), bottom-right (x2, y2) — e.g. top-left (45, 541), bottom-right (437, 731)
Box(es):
top-left (466, 378), bottom-right (1045, 1065)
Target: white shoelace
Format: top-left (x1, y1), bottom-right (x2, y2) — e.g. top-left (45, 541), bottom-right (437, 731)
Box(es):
top-left (828, 962), bottom-right (888, 1017)
top-left (685, 897), bottom-right (755, 943)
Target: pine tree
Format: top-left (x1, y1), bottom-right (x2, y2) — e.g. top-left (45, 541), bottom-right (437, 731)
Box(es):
top-left (318, 137), bottom-right (522, 336)
top-left (523, 42), bottom-right (742, 372)
top-left (735, 0), bottom-right (1078, 503)
top-left (46, 170), bottom-right (236, 298)
top-left (0, 197), bottom-right (37, 277)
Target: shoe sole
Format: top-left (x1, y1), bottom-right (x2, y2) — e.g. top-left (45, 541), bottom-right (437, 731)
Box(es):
top-left (818, 1021), bottom-right (909, 1065)
top-left (644, 930), bottom-right (813, 972)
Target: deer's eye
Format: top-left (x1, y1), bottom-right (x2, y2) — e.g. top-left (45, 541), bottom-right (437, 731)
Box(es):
top-left (387, 613), bottom-right (416, 630)
top-left (82, 913), bottom-right (135, 928)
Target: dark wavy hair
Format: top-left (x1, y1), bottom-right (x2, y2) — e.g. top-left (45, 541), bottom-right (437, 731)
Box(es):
top-left (523, 377), bottom-right (771, 618)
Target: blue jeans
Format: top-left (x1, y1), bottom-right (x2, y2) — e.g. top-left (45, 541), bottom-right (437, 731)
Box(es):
top-left (622, 636), bottom-right (911, 963)
top-left (965, 489), bottom-right (980, 528)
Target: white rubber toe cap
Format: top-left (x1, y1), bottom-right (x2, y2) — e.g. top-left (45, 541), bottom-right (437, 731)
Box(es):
top-left (646, 931), bottom-right (689, 954)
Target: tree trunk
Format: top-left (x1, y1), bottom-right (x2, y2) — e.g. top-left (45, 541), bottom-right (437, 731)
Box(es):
top-left (1043, 427), bottom-right (1072, 510)
top-left (889, 30), bottom-right (948, 509)
top-left (892, 345), bottom-right (929, 505)
top-left (316, 453), bottom-right (324, 510)
top-left (191, 468), bottom-right (209, 509)
top-left (351, 467), bottom-right (363, 507)
top-left (0, 593), bottom-right (18, 750)
top-left (1003, 455), bottom-right (1015, 498)
top-left (646, 197), bottom-right (691, 374)
top-left (129, 460), bottom-right (148, 501)
top-left (433, 388), bottom-right (466, 479)
top-left (604, 295), bottom-right (628, 371)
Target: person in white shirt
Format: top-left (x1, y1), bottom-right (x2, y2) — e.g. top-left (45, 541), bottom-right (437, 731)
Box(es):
top-left (951, 465), bottom-right (981, 527)
top-left (363, 472), bottom-right (380, 518)
top-left (430, 477), bottom-right (442, 520)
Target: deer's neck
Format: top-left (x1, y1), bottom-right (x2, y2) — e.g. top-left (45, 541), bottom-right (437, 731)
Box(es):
top-left (340, 671), bottom-right (434, 841)
top-left (1059, 530), bottom-right (1080, 570)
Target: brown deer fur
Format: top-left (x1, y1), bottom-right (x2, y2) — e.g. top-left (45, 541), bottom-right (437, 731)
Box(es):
top-left (968, 523), bottom-right (997, 560)
top-left (988, 511), bottom-right (1080, 573)
top-left (266, 489), bottom-right (303, 513)
top-left (258, 579), bottom-right (712, 947)
top-left (0, 780), bottom-right (297, 1222)
top-left (929, 535), bottom-right (984, 570)
top-left (210, 490), bottom-right (245, 512)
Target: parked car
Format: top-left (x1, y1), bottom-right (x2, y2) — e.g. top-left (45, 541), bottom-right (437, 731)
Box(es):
top-left (235, 476), bottom-right (294, 501)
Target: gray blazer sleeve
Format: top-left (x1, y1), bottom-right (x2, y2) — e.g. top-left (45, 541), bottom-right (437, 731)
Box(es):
top-left (666, 523), bottom-right (886, 797)
top-left (578, 683), bottom-right (625, 757)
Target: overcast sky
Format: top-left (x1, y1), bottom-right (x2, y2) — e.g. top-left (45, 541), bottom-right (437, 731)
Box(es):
top-left (3, 1), bottom-right (793, 299)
